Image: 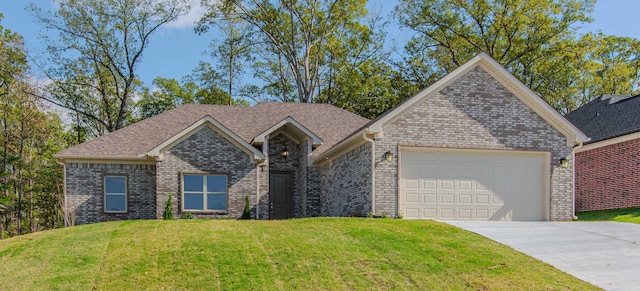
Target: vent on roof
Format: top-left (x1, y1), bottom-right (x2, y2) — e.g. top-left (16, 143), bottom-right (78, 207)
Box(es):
top-left (601, 94), bottom-right (633, 105)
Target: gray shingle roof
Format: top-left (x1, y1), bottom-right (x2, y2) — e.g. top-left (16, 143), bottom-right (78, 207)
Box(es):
top-left (56, 102), bottom-right (370, 159)
top-left (565, 94), bottom-right (640, 143)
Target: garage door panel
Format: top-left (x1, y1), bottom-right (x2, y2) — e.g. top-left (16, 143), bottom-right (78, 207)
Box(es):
top-left (400, 150), bottom-right (546, 221)
top-left (458, 180), bottom-right (473, 191)
top-left (423, 194), bottom-right (437, 204)
top-left (458, 194), bottom-right (472, 204)
top-left (405, 193), bottom-right (420, 203)
top-left (458, 209), bottom-right (472, 219)
top-left (423, 180), bottom-right (437, 190)
top-left (405, 179), bottom-right (419, 189)
top-left (440, 209), bottom-right (454, 219)
top-left (476, 182), bottom-right (489, 191)
top-left (476, 209), bottom-right (489, 219)
top-left (441, 180), bottom-right (455, 190)
top-left (476, 194), bottom-right (490, 204)
top-left (423, 208), bottom-right (437, 219)
top-left (440, 194), bottom-right (455, 204)
top-left (405, 208), bottom-right (420, 218)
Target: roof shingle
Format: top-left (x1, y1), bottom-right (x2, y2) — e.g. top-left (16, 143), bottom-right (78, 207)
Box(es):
top-left (56, 103), bottom-right (370, 159)
top-left (565, 94), bottom-right (640, 143)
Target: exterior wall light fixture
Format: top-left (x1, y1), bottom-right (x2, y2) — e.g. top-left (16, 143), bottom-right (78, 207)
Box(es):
top-left (281, 125), bottom-right (290, 159)
top-left (560, 157), bottom-right (569, 168)
top-left (385, 151), bottom-right (393, 162)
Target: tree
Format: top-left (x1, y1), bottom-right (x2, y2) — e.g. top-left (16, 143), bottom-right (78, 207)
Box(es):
top-left (394, 0), bottom-right (596, 112)
top-left (133, 71), bottom-right (249, 121)
top-left (575, 32), bottom-right (640, 106)
top-left (30, 0), bottom-right (190, 137)
top-left (199, 8), bottom-right (254, 104)
top-left (198, 0), bottom-right (377, 103)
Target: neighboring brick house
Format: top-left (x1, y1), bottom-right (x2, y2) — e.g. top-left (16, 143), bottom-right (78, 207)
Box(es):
top-left (565, 94), bottom-right (640, 212)
top-left (55, 53), bottom-right (587, 224)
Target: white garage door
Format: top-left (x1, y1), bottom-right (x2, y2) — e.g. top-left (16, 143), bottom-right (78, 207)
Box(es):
top-left (400, 149), bottom-right (548, 221)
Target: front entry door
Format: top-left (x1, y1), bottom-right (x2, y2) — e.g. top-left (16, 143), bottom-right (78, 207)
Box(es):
top-left (269, 172), bottom-right (293, 219)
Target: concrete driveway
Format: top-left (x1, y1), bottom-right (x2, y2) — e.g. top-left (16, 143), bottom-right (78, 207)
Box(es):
top-left (442, 221), bottom-right (640, 291)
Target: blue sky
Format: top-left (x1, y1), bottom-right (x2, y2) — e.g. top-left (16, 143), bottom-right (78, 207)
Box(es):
top-left (2, 0), bottom-right (640, 88)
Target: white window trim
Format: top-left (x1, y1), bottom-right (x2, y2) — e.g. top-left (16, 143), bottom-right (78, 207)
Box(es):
top-left (181, 174), bottom-right (229, 212)
top-left (104, 176), bottom-right (127, 213)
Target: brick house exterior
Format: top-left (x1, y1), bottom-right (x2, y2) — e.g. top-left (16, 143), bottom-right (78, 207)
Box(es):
top-left (566, 94), bottom-right (640, 212)
top-left (56, 53), bottom-right (587, 224)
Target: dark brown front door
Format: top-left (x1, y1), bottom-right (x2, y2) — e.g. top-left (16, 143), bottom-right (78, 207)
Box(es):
top-left (269, 172), bottom-right (293, 219)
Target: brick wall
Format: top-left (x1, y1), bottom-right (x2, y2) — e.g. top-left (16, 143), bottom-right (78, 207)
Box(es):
top-left (319, 143), bottom-right (372, 217)
top-left (575, 138), bottom-right (640, 211)
top-left (66, 162), bottom-right (156, 225)
top-left (156, 125), bottom-right (258, 219)
top-left (375, 66), bottom-right (574, 220)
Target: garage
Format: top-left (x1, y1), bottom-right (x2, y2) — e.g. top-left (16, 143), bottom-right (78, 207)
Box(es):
top-left (399, 148), bottom-right (549, 221)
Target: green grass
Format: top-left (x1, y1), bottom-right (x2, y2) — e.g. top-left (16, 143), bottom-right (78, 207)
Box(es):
top-left (0, 218), bottom-right (598, 290)
top-left (577, 207), bottom-right (640, 224)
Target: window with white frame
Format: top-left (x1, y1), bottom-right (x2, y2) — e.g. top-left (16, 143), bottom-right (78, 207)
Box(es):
top-left (182, 174), bottom-right (228, 211)
top-left (104, 176), bottom-right (127, 213)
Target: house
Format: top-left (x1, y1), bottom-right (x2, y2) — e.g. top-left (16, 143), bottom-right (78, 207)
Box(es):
top-left (565, 94), bottom-right (640, 212)
top-left (54, 53), bottom-right (588, 224)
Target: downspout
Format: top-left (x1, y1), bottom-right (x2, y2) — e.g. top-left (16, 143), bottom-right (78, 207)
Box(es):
top-left (256, 161), bottom-right (260, 220)
top-left (572, 141), bottom-right (584, 220)
top-left (55, 159), bottom-right (67, 227)
top-left (362, 132), bottom-right (376, 215)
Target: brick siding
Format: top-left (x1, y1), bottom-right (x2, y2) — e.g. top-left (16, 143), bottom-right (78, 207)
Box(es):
top-left (374, 66), bottom-right (574, 220)
top-left (575, 137), bottom-right (640, 211)
top-left (156, 125), bottom-right (258, 219)
top-left (65, 162), bottom-right (156, 224)
top-left (319, 143), bottom-right (372, 217)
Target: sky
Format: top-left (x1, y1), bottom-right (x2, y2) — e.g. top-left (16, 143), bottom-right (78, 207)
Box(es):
top-left (2, 0), bottom-right (640, 88)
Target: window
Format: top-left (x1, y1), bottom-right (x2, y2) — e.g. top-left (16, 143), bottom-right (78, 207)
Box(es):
top-left (104, 176), bottom-right (127, 213)
top-left (182, 174), bottom-right (228, 211)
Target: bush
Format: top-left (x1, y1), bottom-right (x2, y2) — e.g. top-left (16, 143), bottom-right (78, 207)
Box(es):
top-left (180, 213), bottom-right (194, 219)
top-left (241, 196), bottom-right (251, 220)
top-left (163, 195), bottom-right (173, 220)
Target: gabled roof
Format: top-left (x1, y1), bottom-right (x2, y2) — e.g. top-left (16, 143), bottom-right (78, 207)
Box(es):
top-left (147, 115), bottom-right (266, 161)
top-left (253, 116), bottom-right (323, 147)
top-left (367, 53), bottom-right (588, 145)
top-left (55, 102), bottom-right (369, 161)
top-left (315, 53), bottom-right (589, 163)
top-left (565, 94), bottom-right (640, 143)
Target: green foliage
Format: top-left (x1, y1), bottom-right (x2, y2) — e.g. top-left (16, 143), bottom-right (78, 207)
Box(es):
top-left (180, 213), bottom-right (194, 219)
top-left (577, 207), bottom-right (640, 224)
top-left (0, 16), bottom-right (67, 237)
top-left (30, 0), bottom-right (190, 137)
top-left (133, 71), bottom-right (248, 121)
top-left (198, 0), bottom-right (382, 104)
top-left (240, 196), bottom-right (251, 220)
top-left (163, 195), bottom-right (173, 220)
top-left (394, 0), bottom-right (640, 113)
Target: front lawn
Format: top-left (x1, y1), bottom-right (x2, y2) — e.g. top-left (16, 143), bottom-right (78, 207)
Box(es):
top-left (576, 207), bottom-right (640, 224)
top-left (0, 218), bottom-right (598, 290)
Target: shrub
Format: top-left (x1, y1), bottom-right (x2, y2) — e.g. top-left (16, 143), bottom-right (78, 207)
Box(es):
top-left (180, 213), bottom-right (194, 219)
top-left (163, 195), bottom-right (174, 220)
top-left (241, 196), bottom-right (251, 220)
